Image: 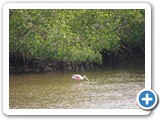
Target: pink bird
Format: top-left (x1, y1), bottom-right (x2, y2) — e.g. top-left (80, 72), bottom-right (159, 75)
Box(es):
top-left (72, 74), bottom-right (89, 81)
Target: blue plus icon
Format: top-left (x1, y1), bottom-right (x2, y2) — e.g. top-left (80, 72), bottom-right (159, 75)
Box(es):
top-left (137, 89), bottom-right (158, 110)
top-left (142, 93), bottom-right (153, 105)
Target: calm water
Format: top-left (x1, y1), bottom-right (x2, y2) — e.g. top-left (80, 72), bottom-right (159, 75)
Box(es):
top-left (9, 59), bottom-right (145, 109)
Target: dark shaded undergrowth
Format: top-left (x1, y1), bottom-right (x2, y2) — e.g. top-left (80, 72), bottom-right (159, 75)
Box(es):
top-left (9, 46), bottom-right (144, 73)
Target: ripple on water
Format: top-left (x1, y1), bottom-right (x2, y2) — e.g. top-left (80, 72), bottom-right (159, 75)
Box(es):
top-left (9, 68), bottom-right (144, 109)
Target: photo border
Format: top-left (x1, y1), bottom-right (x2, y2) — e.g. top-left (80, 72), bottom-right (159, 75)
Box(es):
top-left (3, 2), bottom-right (151, 115)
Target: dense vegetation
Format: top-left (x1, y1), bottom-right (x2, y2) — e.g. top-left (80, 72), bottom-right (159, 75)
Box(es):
top-left (9, 9), bottom-right (145, 72)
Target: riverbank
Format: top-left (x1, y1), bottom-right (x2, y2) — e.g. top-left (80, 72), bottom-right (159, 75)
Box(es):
top-left (9, 54), bottom-right (145, 74)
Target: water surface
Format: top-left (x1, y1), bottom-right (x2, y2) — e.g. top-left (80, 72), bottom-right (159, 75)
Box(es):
top-left (10, 59), bottom-right (145, 109)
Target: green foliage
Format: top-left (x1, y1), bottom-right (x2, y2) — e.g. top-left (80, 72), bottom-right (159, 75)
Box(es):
top-left (9, 9), bottom-right (145, 64)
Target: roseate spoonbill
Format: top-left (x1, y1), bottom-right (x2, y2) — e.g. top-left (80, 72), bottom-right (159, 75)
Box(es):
top-left (72, 74), bottom-right (89, 81)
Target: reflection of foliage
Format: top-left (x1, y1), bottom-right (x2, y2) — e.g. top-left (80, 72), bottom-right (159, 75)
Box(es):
top-left (9, 9), bottom-right (145, 64)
